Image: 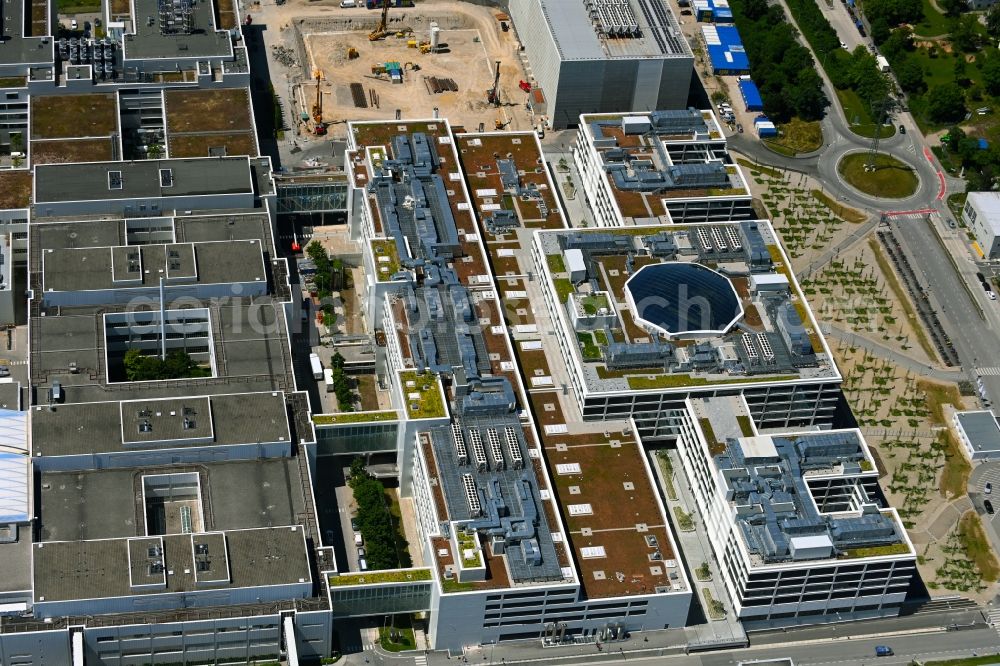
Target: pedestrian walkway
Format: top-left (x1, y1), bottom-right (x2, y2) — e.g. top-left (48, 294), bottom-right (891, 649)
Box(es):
top-left (978, 367), bottom-right (1000, 377)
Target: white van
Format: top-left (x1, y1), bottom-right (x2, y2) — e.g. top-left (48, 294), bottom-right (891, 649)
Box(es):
top-left (353, 532), bottom-right (364, 546)
top-left (339, 0), bottom-right (356, 7)
top-left (359, 558), bottom-right (368, 571)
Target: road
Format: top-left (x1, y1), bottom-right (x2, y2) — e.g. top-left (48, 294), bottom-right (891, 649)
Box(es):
top-left (337, 611), bottom-right (1000, 666)
top-left (724, 0), bottom-right (1000, 405)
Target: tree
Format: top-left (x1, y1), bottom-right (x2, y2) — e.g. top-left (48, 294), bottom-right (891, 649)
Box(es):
top-left (123, 349), bottom-right (210, 381)
top-left (983, 55), bottom-right (1000, 97)
top-left (951, 14), bottom-right (980, 52)
top-left (939, 0), bottom-right (966, 17)
top-left (880, 26), bottom-right (914, 61)
top-left (926, 82), bottom-right (967, 123)
top-left (870, 17), bottom-right (891, 46)
top-left (895, 57), bottom-right (926, 93)
top-left (349, 456), bottom-right (368, 484)
top-left (988, 4), bottom-right (1000, 35)
top-left (331, 351), bottom-right (346, 369)
top-left (147, 143), bottom-right (164, 159)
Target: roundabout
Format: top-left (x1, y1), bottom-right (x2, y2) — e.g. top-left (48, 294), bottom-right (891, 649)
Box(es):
top-left (836, 151), bottom-right (920, 200)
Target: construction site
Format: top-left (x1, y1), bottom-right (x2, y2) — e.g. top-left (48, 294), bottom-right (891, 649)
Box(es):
top-left (262, 1), bottom-right (538, 139)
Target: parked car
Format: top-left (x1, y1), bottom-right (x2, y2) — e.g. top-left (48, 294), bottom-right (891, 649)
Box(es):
top-left (351, 516), bottom-right (360, 531)
top-left (359, 558), bottom-right (368, 571)
top-left (985, 499), bottom-right (995, 514)
top-left (987, 482), bottom-right (993, 494)
top-left (357, 547), bottom-right (366, 558)
top-left (354, 532), bottom-right (364, 546)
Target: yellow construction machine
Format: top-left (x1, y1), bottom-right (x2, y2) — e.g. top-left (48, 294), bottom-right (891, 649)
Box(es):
top-left (368, 0), bottom-right (389, 40)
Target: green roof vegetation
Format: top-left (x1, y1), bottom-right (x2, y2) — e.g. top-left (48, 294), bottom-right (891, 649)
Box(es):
top-left (399, 371), bottom-right (446, 419)
top-left (455, 532), bottom-right (483, 568)
top-left (313, 411), bottom-right (398, 425)
top-left (546, 253), bottom-right (566, 274)
top-left (577, 332), bottom-right (601, 361)
top-left (736, 415), bottom-right (755, 437)
top-left (372, 239), bottom-right (401, 282)
top-left (328, 568), bottom-right (432, 587)
top-left (0, 77), bottom-right (26, 88)
top-left (578, 293), bottom-right (610, 315)
top-left (440, 576), bottom-right (477, 593)
top-left (627, 374), bottom-right (798, 390)
top-left (839, 543), bottom-right (911, 559)
top-left (553, 277), bottom-right (575, 304)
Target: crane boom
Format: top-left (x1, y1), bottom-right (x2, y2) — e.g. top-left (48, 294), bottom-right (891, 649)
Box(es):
top-left (486, 60), bottom-right (501, 106)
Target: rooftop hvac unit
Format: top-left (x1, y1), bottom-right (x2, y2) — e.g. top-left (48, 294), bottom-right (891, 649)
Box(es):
top-left (726, 227), bottom-right (743, 250)
top-left (462, 474), bottom-right (482, 517)
top-left (468, 428), bottom-right (487, 472)
top-left (487, 428), bottom-right (505, 471)
top-left (504, 427), bottom-right (523, 470)
top-left (452, 423), bottom-right (469, 466)
top-left (711, 227), bottom-right (728, 252)
top-left (697, 227), bottom-right (713, 252)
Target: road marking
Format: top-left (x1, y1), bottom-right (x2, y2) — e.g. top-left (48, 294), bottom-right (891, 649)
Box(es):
top-left (979, 367), bottom-right (1000, 376)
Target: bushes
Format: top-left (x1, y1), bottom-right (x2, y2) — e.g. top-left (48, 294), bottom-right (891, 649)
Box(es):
top-left (348, 458), bottom-right (411, 571)
top-left (123, 349), bottom-right (211, 381)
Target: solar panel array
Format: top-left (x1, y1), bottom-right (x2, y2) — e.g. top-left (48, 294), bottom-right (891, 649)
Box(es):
top-left (633, 0), bottom-right (685, 54)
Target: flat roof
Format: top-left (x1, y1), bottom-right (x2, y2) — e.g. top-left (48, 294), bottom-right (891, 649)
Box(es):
top-left (33, 526), bottom-right (309, 602)
top-left (123, 0), bottom-right (233, 60)
top-left (956, 410), bottom-right (1000, 452)
top-left (543, 429), bottom-right (682, 599)
top-left (42, 240), bottom-right (267, 293)
top-left (38, 458), bottom-right (307, 542)
top-left (968, 192), bottom-right (1000, 235)
top-left (535, 224), bottom-right (837, 394)
top-left (29, 302), bottom-right (293, 404)
top-left (34, 157), bottom-right (253, 203)
top-left (691, 397), bottom-right (911, 567)
top-left (0, 0), bottom-right (53, 67)
top-left (31, 392), bottom-right (290, 457)
top-left (532, 0), bottom-right (690, 60)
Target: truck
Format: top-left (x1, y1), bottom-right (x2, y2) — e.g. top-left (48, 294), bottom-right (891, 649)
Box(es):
top-left (876, 54), bottom-right (890, 72)
top-left (324, 367), bottom-right (334, 392)
top-left (310, 353), bottom-right (323, 380)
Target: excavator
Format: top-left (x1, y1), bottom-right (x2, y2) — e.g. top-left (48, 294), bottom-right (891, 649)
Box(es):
top-left (368, 0), bottom-right (390, 40)
top-left (311, 69), bottom-right (327, 136)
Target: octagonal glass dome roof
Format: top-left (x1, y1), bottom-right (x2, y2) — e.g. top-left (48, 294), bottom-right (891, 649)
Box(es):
top-left (624, 263), bottom-right (743, 338)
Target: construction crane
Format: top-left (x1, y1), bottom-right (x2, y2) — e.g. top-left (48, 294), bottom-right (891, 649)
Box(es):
top-left (311, 69), bottom-right (327, 136)
top-left (368, 0), bottom-right (390, 41)
top-left (486, 60), bottom-right (501, 106)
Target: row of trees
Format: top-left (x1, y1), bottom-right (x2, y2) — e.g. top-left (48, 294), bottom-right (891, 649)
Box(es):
top-left (306, 240), bottom-right (347, 299)
top-left (123, 349), bottom-right (211, 381)
top-left (728, 0), bottom-right (828, 122)
top-left (942, 127), bottom-right (1000, 193)
top-left (328, 351), bottom-right (358, 412)
top-left (348, 458), bottom-right (411, 571)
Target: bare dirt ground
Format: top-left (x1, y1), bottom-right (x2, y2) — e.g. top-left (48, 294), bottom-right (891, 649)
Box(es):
top-left (247, 0), bottom-right (534, 145)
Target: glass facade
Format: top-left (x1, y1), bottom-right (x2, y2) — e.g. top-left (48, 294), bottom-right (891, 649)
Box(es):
top-left (315, 421), bottom-right (399, 455)
top-left (328, 582), bottom-right (433, 616)
top-left (276, 182), bottom-right (348, 214)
